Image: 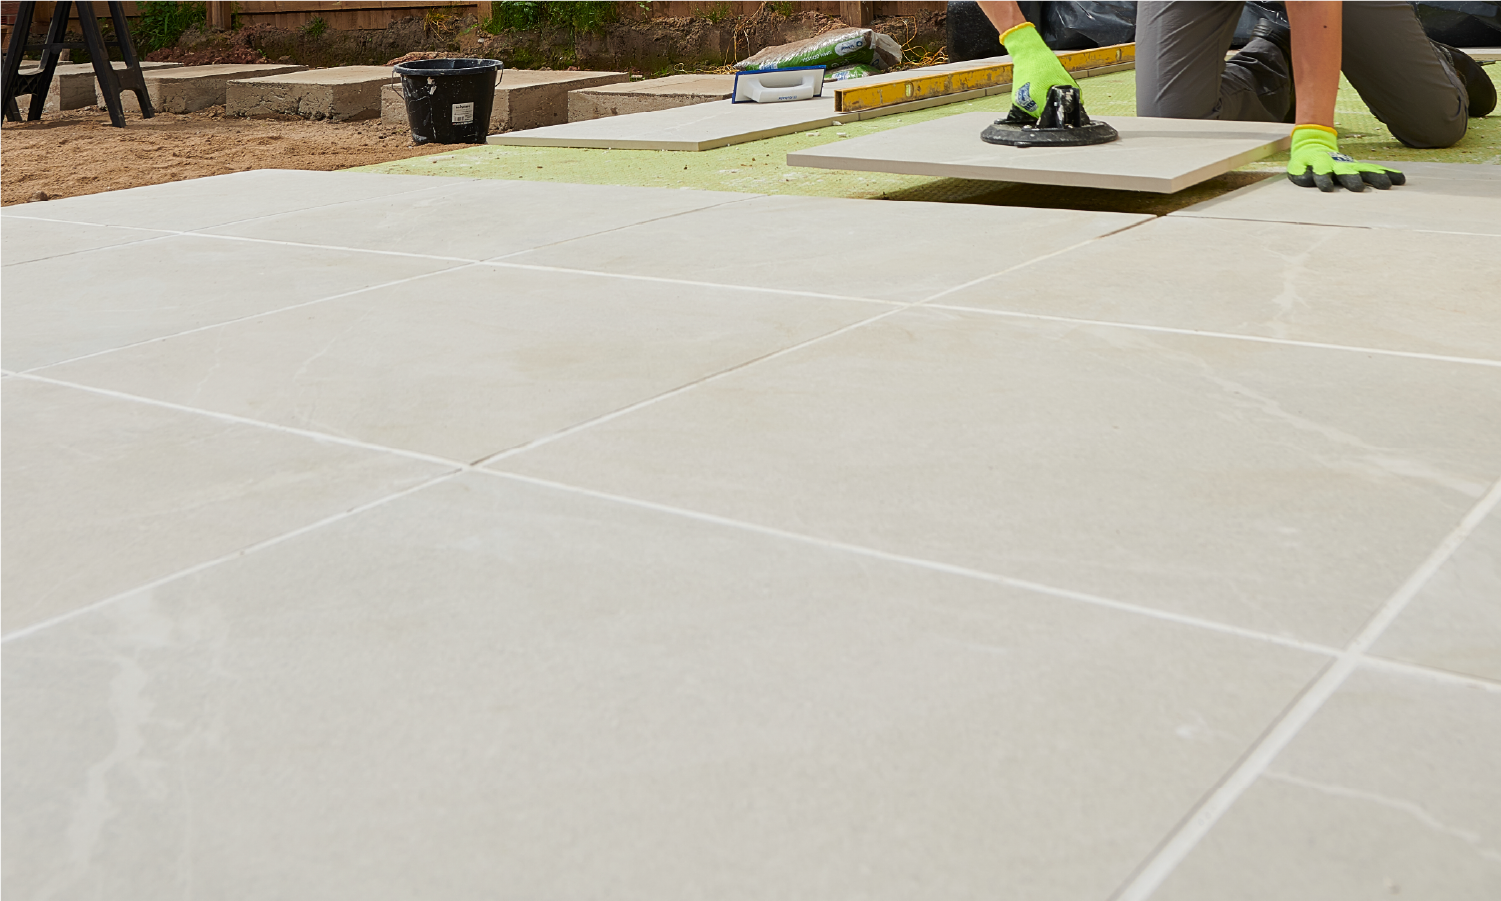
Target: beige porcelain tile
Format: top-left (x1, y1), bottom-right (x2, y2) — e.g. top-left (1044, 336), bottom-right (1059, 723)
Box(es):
top-left (1154, 667), bottom-right (1501, 901)
top-left (508, 195), bottom-right (1149, 302)
top-left (40, 265), bottom-right (883, 462)
top-left (1172, 160), bottom-right (1501, 236)
top-left (203, 179), bottom-right (757, 260)
top-left (491, 95), bottom-right (842, 151)
top-left (0, 219), bottom-right (170, 266)
top-left (786, 114), bottom-right (1293, 193)
top-left (494, 306), bottom-right (1501, 645)
top-left (1370, 508), bottom-right (1501, 682)
top-left (936, 216), bottom-right (1501, 361)
top-left (0, 169), bottom-right (446, 232)
top-left (0, 472), bottom-right (1325, 901)
top-left (0, 378), bottom-right (446, 634)
top-left (2, 234), bottom-right (459, 372)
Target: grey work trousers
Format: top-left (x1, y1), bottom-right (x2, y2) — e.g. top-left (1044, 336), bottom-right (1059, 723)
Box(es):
top-left (1135, 1), bottom-right (1469, 148)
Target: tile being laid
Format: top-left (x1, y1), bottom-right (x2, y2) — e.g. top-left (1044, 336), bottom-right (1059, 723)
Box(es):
top-left (489, 95), bottom-right (845, 151)
top-left (0, 471), bottom-right (1326, 901)
top-left (1172, 160), bottom-right (1501, 236)
top-left (787, 114), bottom-right (1293, 193)
top-left (1370, 507), bottom-right (1501, 682)
top-left (203, 179), bottom-right (758, 260)
top-left (493, 305), bottom-right (1501, 646)
top-left (1153, 667), bottom-right (1501, 901)
top-left (937, 216), bottom-right (1501, 361)
top-left (507, 194), bottom-right (1150, 302)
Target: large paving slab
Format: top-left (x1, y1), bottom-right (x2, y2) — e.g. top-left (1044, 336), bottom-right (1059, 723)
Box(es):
top-left (118, 63), bottom-right (307, 114)
top-left (494, 304), bottom-right (1501, 646)
top-left (1153, 667), bottom-right (1501, 901)
top-left (0, 168), bottom-right (445, 231)
top-left (200, 178), bottom-right (757, 260)
top-left (568, 72), bottom-right (734, 122)
top-left (787, 113), bottom-right (1294, 193)
top-left (39, 265), bottom-right (883, 462)
top-left (494, 94), bottom-right (844, 151)
top-left (1172, 160), bottom-right (1501, 236)
top-left (0, 378), bottom-right (446, 634)
top-left (935, 215), bottom-right (1501, 361)
top-left (0, 472), bottom-right (1327, 900)
top-left (0, 220), bottom-right (169, 267)
top-left (228, 66), bottom-right (394, 121)
top-left (0, 231), bottom-right (459, 371)
top-left (382, 68), bottom-right (628, 132)
top-left (506, 194), bottom-right (1150, 301)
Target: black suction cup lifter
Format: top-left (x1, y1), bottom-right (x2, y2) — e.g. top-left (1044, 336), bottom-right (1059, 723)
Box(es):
top-left (980, 83), bottom-right (1120, 148)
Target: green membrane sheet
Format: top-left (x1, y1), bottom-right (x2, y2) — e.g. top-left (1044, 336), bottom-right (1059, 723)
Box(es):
top-left (353, 69), bottom-right (1501, 213)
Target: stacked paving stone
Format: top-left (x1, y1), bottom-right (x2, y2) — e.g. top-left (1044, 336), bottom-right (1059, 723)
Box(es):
top-left (381, 68), bottom-right (628, 133)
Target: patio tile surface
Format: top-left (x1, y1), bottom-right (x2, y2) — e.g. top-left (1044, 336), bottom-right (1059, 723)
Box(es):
top-left (0, 219), bottom-right (170, 266)
top-left (3, 171), bottom-right (1498, 899)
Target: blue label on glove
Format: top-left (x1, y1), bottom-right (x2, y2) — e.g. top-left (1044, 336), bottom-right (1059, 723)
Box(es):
top-left (1015, 82), bottom-right (1036, 113)
top-left (1330, 153), bottom-right (1354, 162)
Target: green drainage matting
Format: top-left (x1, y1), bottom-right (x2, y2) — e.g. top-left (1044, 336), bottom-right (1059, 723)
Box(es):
top-left (353, 69), bottom-right (1501, 215)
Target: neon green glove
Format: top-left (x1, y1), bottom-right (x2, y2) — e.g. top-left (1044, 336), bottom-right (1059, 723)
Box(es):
top-left (1000, 22), bottom-right (1079, 119)
top-left (1286, 125), bottom-right (1406, 192)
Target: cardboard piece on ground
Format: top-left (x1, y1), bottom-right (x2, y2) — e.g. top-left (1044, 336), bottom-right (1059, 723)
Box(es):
top-left (567, 73), bottom-right (736, 122)
top-left (381, 69), bottom-right (628, 132)
top-left (1172, 159), bottom-right (1501, 236)
top-left (787, 113), bottom-right (1293, 194)
top-left (491, 94), bottom-right (845, 151)
top-left (228, 66), bottom-right (394, 121)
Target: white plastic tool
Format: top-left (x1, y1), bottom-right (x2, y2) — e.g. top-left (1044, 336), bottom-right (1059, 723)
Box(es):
top-left (731, 66), bottom-right (826, 104)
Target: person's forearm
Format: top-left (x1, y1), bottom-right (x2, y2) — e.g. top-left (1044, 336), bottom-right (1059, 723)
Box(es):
top-left (1285, 1), bottom-right (1341, 127)
top-left (977, 1), bottom-right (1028, 35)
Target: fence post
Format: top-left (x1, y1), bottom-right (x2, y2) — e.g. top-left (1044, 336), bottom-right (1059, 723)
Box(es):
top-left (840, 2), bottom-right (874, 27)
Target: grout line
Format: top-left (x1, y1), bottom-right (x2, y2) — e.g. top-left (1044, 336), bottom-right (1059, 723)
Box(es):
top-left (19, 263), bottom-right (481, 375)
top-left (1112, 472), bottom-right (1501, 901)
top-left (0, 470), bottom-right (464, 645)
top-left (926, 304), bottom-right (1501, 369)
top-left (1165, 212), bottom-right (1500, 240)
top-left (2, 230), bottom-right (179, 268)
top-left (184, 231), bottom-right (477, 263)
top-left (482, 261), bottom-right (901, 307)
top-left (915, 217), bottom-right (1159, 306)
top-left (479, 469), bottom-right (1343, 658)
top-left (13, 372), bottom-right (465, 470)
top-left (1357, 654), bottom-right (1501, 695)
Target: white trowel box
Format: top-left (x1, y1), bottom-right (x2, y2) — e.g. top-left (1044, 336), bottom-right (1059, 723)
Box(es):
top-left (731, 66), bottom-right (826, 104)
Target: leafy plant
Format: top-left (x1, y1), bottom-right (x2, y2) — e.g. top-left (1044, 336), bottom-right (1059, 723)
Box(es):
top-left (769, 2), bottom-right (796, 16)
top-left (484, 2), bottom-right (618, 35)
top-left (302, 15), bottom-right (329, 38)
top-left (701, 2), bottom-right (734, 24)
top-left (134, 1), bottom-right (206, 52)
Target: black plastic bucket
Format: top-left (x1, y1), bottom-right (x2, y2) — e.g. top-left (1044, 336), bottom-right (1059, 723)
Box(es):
top-left (394, 58), bottom-right (503, 145)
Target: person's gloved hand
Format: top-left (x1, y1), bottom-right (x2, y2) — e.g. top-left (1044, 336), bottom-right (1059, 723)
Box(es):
top-left (1287, 125), bottom-right (1406, 191)
top-left (1000, 22), bottom-right (1079, 118)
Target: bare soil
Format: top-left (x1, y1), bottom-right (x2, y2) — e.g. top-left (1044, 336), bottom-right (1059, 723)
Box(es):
top-left (1, 107), bottom-right (445, 206)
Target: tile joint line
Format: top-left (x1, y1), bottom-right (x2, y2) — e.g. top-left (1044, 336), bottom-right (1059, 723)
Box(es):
top-left (1110, 471), bottom-right (1501, 901)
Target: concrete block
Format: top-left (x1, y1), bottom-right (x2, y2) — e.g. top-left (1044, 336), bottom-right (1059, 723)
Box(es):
top-left (229, 66), bottom-right (395, 121)
top-left (381, 69), bottom-right (629, 133)
top-left (567, 73), bottom-right (735, 122)
top-left (111, 64), bottom-right (307, 114)
top-left (12, 61), bottom-right (180, 112)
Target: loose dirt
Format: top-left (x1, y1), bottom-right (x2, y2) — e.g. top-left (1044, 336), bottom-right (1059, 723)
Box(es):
top-left (1, 107), bottom-right (447, 206)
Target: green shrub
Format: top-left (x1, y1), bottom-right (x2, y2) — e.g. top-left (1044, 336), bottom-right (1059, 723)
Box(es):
top-left (134, 1), bottom-right (206, 52)
top-left (484, 2), bottom-right (619, 35)
top-left (302, 15), bottom-right (328, 38)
